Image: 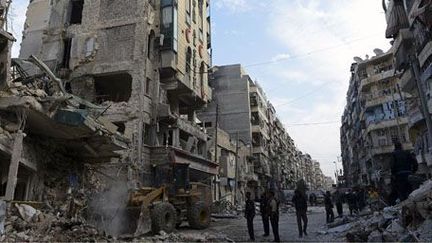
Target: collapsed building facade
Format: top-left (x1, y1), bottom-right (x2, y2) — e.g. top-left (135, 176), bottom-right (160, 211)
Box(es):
top-left (383, 0), bottom-right (432, 179)
top-left (341, 49), bottom-right (413, 192)
top-left (18, 0), bottom-right (218, 195)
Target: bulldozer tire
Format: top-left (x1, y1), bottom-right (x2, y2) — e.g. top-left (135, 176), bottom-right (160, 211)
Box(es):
top-left (188, 201), bottom-right (210, 229)
top-left (151, 202), bottom-right (176, 234)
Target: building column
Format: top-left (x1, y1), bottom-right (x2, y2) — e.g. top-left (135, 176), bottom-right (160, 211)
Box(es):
top-left (5, 131), bottom-right (24, 201)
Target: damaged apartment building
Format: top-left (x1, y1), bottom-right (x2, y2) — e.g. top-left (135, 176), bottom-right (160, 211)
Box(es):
top-left (0, 1), bottom-right (127, 201)
top-left (17, 0), bottom-right (218, 195)
top-left (341, 48), bottom-right (413, 191)
top-left (383, 0), bottom-right (432, 179)
top-left (198, 64), bottom-right (327, 195)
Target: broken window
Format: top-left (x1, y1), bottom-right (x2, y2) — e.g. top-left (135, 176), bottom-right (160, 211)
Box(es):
top-left (251, 112), bottom-right (260, 126)
top-left (147, 30), bottom-right (155, 59)
top-left (94, 72), bottom-right (132, 104)
top-left (186, 0), bottom-right (191, 24)
top-left (69, 0), bottom-right (84, 25)
top-left (200, 62), bottom-right (205, 90)
top-left (113, 122), bottom-right (126, 134)
top-left (186, 47), bottom-right (192, 74)
top-left (192, 0), bottom-right (196, 23)
top-left (61, 38), bottom-right (72, 69)
top-left (250, 93), bottom-right (258, 107)
top-left (146, 78), bottom-right (152, 95)
top-left (143, 124), bottom-right (152, 145)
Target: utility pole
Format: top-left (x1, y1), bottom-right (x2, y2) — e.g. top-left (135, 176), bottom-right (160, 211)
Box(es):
top-left (213, 103), bottom-right (219, 201)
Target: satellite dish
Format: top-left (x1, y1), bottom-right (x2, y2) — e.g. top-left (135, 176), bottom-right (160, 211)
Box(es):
top-left (373, 48), bottom-right (384, 55)
top-left (353, 56), bottom-right (363, 63)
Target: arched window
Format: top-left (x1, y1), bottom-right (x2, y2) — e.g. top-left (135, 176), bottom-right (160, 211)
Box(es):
top-left (186, 47), bottom-right (192, 73)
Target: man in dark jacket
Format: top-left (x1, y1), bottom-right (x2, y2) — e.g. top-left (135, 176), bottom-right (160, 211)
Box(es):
top-left (324, 191), bottom-right (335, 223)
top-left (391, 142), bottom-right (418, 201)
top-left (259, 192), bottom-right (270, 237)
top-left (268, 191), bottom-right (280, 242)
top-left (334, 190), bottom-right (344, 217)
top-left (346, 189), bottom-right (357, 215)
top-left (292, 189), bottom-right (308, 238)
top-left (245, 192), bottom-right (255, 241)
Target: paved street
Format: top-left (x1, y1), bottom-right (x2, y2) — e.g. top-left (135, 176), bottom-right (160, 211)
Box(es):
top-left (182, 206), bottom-right (334, 242)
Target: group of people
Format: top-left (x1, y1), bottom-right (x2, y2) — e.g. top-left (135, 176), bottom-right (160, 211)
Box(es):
top-left (245, 191), bottom-right (280, 242)
top-left (244, 189), bottom-right (310, 242)
top-left (323, 188), bottom-right (368, 223)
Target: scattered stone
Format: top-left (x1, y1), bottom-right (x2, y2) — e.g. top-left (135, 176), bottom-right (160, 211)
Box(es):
top-left (15, 204), bottom-right (38, 222)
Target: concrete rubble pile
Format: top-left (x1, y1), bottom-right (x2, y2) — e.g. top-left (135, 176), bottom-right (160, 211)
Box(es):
top-left (0, 202), bottom-right (111, 242)
top-left (321, 180), bottom-right (432, 242)
top-left (211, 200), bottom-right (239, 218)
top-left (129, 230), bottom-right (234, 243)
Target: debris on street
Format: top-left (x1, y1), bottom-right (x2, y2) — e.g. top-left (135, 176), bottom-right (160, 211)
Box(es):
top-left (1, 202), bottom-right (110, 242)
top-left (320, 180), bottom-right (432, 242)
top-left (129, 230), bottom-right (234, 242)
top-left (211, 200), bottom-right (239, 219)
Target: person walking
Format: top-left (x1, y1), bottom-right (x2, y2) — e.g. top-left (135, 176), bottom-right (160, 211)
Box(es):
top-left (309, 193), bottom-right (315, 206)
top-left (268, 191), bottom-right (280, 242)
top-left (259, 192), bottom-right (270, 237)
top-left (324, 191), bottom-right (335, 223)
top-left (391, 142), bottom-right (418, 201)
top-left (292, 189), bottom-right (308, 238)
top-left (346, 189), bottom-right (357, 215)
top-left (334, 190), bottom-right (344, 217)
top-left (357, 187), bottom-right (367, 212)
top-left (245, 192), bottom-right (255, 241)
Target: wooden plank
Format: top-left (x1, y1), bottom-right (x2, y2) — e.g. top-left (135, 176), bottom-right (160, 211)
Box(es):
top-left (5, 131), bottom-right (24, 201)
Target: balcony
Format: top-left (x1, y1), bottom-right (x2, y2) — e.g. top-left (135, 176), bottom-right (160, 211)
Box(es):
top-left (366, 117), bottom-right (408, 134)
top-left (360, 69), bottom-right (395, 91)
top-left (160, 50), bottom-right (177, 80)
top-left (176, 117), bottom-right (207, 142)
top-left (407, 102), bottom-right (424, 128)
top-left (393, 29), bottom-right (414, 54)
top-left (371, 141), bottom-right (413, 156)
top-left (400, 69), bottom-right (416, 92)
top-left (418, 40), bottom-right (432, 68)
top-left (150, 146), bottom-right (218, 175)
top-left (363, 94), bottom-right (398, 109)
top-left (252, 146), bottom-right (268, 156)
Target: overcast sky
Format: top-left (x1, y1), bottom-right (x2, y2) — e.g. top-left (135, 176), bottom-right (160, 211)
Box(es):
top-left (9, 0), bottom-right (391, 179)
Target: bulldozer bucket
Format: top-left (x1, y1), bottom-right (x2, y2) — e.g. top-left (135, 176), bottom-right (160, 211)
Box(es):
top-left (134, 204), bottom-right (152, 236)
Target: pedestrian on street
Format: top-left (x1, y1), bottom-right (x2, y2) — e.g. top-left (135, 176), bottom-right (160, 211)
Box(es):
top-left (357, 187), bottom-right (367, 212)
top-left (268, 191), bottom-right (280, 242)
top-left (292, 189), bottom-right (308, 238)
top-left (324, 191), bottom-right (335, 223)
top-left (309, 193), bottom-right (315, 206)
top-left (259, 192), bottom-right (270, 237)
top-left (346, 189), bottom-right (358, 215)
top-left (245, 192), bottom-right (255, 241)
top-left (391, 142), bottom-right (418, 201)
top-left (334, 190), bottom-right (344, 217)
